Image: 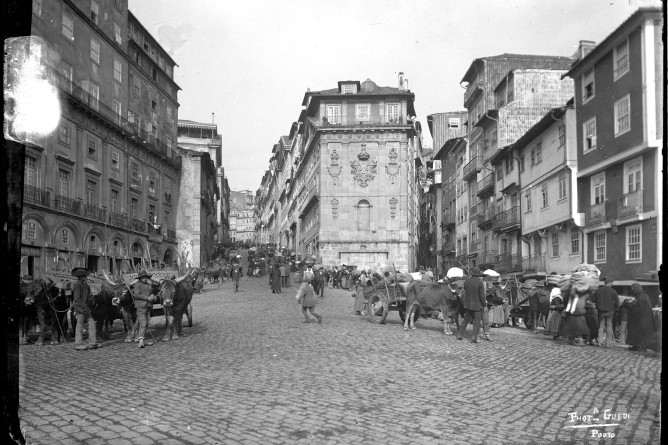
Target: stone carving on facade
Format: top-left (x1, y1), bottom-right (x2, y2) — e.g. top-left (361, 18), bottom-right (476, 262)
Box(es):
top-left (327, 147), bottom-right (342, 185)
top-left (389, 197), bottom-right (398, 218)
top-left (385, 145), bottom-right (400, 184)
top-left (331, 198), bottom-right (339, 219)
top-left (350, 145), bottom-right (377, 187)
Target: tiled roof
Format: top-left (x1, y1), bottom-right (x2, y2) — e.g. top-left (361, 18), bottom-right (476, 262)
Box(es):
top-left (461, 53), bottom-right (574, 83)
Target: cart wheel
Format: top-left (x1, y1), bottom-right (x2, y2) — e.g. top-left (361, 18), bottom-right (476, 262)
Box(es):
top-left (186, 304), bottom-right (193, 327)
top-left (367, 294), bottom-right (388, 324)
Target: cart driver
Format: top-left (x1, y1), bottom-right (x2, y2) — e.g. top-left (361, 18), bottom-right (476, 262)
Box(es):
top-left (130, 270), bottom-right (157, 348)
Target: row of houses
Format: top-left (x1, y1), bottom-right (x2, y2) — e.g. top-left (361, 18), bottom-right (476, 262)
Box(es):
top-left (421, 6), bottom-right (662, 280)
top-left (17, 0), bottom-right (230, 278)
top-left (254, 75), bottom-right (423, 271)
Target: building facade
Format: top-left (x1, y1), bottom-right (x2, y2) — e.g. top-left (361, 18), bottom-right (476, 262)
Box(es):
top-left (22, 0), bottom-right (181, 278)
top-left (459, 54), bottom-right (574, 274)
top-left (516, 103), bottom-right (585, 275)
top-left (176, 119), bottom-right (230, 245)
top-left (229, 190), bottom-right (256, 244)
top-left (175, 148), bottom-right (218, 268)
top-left (565, 7), bottom-right (663, 280)
top-left (255, 75), bottom-right (422, 271)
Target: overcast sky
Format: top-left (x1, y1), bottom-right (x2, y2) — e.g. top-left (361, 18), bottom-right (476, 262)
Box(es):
top-left (129, 0), bottom-right (656, 192)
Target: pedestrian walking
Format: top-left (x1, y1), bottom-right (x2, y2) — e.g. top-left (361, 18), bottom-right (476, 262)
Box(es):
top-left (71, 267), bottom-right (99, 350)
top-left (296, 270), bottom-right (322, 324)
top-left (232, 264), bottom-right (241, 292)
top-left (584, 298), bottom-right (599, 346)
top-left (457, 267), bottom-right (487, 343)
top-left (271, 261), bottom-right (282, 294)
top-left (545, 285), bottom-right (564, 339)
top-left (626, 283), bottom-right (657, 352)
top-left (129, 270), bottom-right (156, 348)
top-left (280, 263), bottom-right (289, 287)
top-left (593, 276), bottom-right (619, 347)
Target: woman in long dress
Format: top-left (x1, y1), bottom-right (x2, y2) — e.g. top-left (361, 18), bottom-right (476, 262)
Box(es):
top-left (545, 285), bottom-right (564, 339)
top-left (487, 282), bottom-right (506, 327)
top-left (626, 283), bottom-right (657, 352)
top-left (559, 284), bottom-right (590, 345)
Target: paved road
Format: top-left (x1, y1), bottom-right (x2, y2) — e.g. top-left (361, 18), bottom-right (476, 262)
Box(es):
top-left (19, 277), bottom-right (661, 444)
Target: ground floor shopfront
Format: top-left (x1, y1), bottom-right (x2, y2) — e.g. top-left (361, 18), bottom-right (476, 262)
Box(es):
top-left (21, 206), bottom-right (178, 278)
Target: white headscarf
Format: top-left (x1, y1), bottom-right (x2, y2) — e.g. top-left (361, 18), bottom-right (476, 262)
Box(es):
top-left (549, 286), bottom-right (562, 303)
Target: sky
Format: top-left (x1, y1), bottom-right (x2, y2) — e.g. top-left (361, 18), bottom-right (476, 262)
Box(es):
top-left (129, 0), bottom-right (658, 192)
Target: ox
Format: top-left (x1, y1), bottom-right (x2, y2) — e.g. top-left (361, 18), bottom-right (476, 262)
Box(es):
top-left (160, 271), bottom-right (195, 340)
top-left (19, 278), bottom-right (69, 344)
top-left (404, 280), bottom-right (462, 334)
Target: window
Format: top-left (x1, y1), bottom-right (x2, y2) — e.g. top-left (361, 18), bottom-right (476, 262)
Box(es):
top-left (113, 59), bottom-right (122, 83)
top-left (623, 157), bottom-right (642, 194)
top-left (132, 77), bottom-right (140, 98)
top-left (535, 142), bottom-right (542, 165)
top-left (86, 180), bottom-right (97, 205)
top-left (591, 172), bottom-right (605, 205)
top-left (583, 117), bottom-right (597, 152)
top-left (113, 100), bottom-right (122, 124)
top-left (25, 221), bottom-right (37, 242)
top-left (355, 104), bottom-right (370, 121)
top-left (61, 229), bottom-right (69, 246)
top-left (62, 12), bottom-right (74, 40)
top-left (505, 156), bottom-right (513, 174)
top-left (111, 150), bottom-right (120, 170)
top-left (113, 23), bottom-right (122, 44)
top-left (131, 162), bottom-right (140, 182)
top-left (88, 82), bottom-right (99, 111)
top-left (614, 95), bottom-right (631, 136)
top-left (529, 149), bottom-right (535, 167)
top-left (130, 198), bottom-right (138, 217)
top-left (519, 155), bottom-right (525, 173)
top-left (613, 39), bottom-right (629, 80)
top-left (90, 1), bottom-right (99, 24)
top-left (127, 110), bottom-right (135, 124)
top-left (61, 62), bottom-right (73, 93)
top-left (166, 106), bottom-right (173, 121)
top-left (341, 83), bottom-right (357, 94)
top-left (582, 69), bottom-right (595, 103)
top-left (448, 118), bottom-right (460, 129)
top-left (594, 230), bottom-right (606, 263)
top-left (551, 232), bottom-right (559, 257)
top-left (541, 183), bottom-right (549, 208)
top-left (387, 103), bottom-right (400, 123)
top-left (148, 174), bottom-right (156, 194)
top-left (558, 174), bottom-right (567, 200)
top-left (152, 67), bottom-right (157, 81)
top-left (148, 204), bottom-right (156, 222)
top-left (33, 0), bottom-right (42, 17)
top-left (570, 230), bottom-right (580, 254)
top-left (558, 125), bottom-right (566, 149)
top-left (525, 192), bottom-right (532, 212)
top-left (326, 104), bottom-right (341, 124)
top-left (58, 124), bottom-right (71, 146)
top-left (625, 225), bottom-right (641, 262)
top-left (90, 39), bottom-right (100, 64)
top-left (58, 170), bottom-right (70, 197)
top-left (25, 156), bottom-right (38, 187)
top-left (87, 135), bottom-right (97, 159)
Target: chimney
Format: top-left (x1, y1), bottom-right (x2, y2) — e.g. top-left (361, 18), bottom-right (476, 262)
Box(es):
top-left (574, 40), bottom-right (596, 61)
top-left (398, 72), bottom-right (405, 90)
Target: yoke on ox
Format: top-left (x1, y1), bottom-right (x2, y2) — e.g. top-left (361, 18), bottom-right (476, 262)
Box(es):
top-left (404, 280), bottom-right (461, 335)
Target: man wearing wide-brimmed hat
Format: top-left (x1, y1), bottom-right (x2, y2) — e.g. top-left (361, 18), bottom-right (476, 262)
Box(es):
top-left (458, 266), bottom-right (487, 343)
top-left (129, 270), bottom-right (156, 348)
top-left (71, 267), bottom-right (99, 350)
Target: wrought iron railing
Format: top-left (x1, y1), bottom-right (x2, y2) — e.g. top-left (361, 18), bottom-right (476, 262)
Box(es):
top-left (463, 156), bottom-right (479, 180)
top-left (131, 218), bottom-right (146, 233)
top-left (477, 173), bottom-right (495, 196)
top-left (83, 203), bottom-right (106, 222)
top-left (54, 195), bottom-right (81, 214)
top-left (110, 212), bottom-right (129, 229)
top-left (23, 185), bottom-right (50, 207)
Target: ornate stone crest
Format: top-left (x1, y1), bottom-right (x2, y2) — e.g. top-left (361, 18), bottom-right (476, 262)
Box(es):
top-left (385, 145), bottom-right (400, 184)
top-left (389, 197), bottom-right (398, 218)
top-left (350, 145), bottom-right (377, 187)
top-left (327, 146), bottom-right (342, 185)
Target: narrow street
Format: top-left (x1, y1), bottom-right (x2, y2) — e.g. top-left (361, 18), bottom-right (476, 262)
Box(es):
top-left (19, 276), bottom-right (661, 444)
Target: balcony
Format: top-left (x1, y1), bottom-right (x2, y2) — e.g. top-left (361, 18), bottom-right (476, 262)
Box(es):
top-left (497, 168), bottom-right (519, 193)
top-left (477, 173), bottom-right (495, 197)
top-left (110, 212), bottom-right (129, 229)
top-left (470, 240), bottom-right (480, 253)
top-left (587, 202), bottom-right (607, 226)
top-left (618, 191), bottom-right (644, 220)
top-left (131, 218), bottom-right (146, 233)
top-left (54, 195), bottom-right (81, 215)
top-left (493, 206), bottom-right (521, 232)
top-left (442, 210), bottom-right (456, 228)
top-left (497, 254), bottom-right (522, 273)
top-left (83, 204), bottom-right (107, 222)
top-left (463, 81), bottom-right (483, 108)
top-left (148, 224), bottom-right (163, 242)
top-left (478, 205), bottom-right (496, 229)
top-left (469, 203), bottom-right (478, 218)
top-left (23, 185), bottom-right (50, 207)
top-left (462, 156), bottom-right (480, 181)
top-left (315, 117), bottom-right (409, 128)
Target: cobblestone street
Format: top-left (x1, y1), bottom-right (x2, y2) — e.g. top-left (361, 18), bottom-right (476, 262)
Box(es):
top-left (19, 277), bottom-right (661, 444)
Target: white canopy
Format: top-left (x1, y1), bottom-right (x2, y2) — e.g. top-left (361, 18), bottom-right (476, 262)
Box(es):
top-left (446, 267), bottom-right (464, 279)
top-left (483, 269), bottom-right (500, 277)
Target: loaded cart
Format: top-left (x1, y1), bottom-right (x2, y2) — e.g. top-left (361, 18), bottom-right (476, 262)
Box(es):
top-left (362, 270), bottom-right (414, 324)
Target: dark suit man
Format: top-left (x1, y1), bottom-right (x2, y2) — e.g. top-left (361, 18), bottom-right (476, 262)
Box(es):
top-left (457, 267), bottom-right (487, 343)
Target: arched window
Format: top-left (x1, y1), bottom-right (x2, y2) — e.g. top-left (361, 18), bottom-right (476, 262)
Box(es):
top-left (356, 200), bottom-right (371, 231)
